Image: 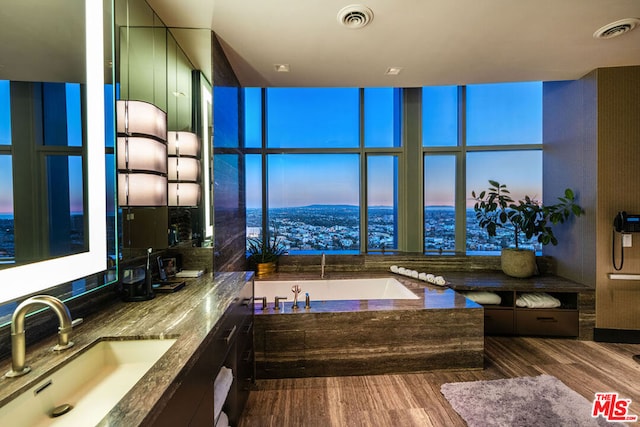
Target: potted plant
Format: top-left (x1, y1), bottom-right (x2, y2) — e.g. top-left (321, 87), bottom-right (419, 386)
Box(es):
top-left (246, 228), bottom-right (287, 277)
top-left (471, 180), bottom-right (584, 278)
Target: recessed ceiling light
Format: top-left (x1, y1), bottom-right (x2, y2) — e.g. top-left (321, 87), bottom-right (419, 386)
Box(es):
top-left (274, 64), bottom-right (290, 72)
top-left (593, 18), bottom-right (640, 39)
top-left (385, 67), bottom-right (402, 76)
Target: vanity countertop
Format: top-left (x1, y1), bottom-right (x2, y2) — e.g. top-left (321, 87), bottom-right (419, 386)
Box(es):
top-left (0, 271), bottom-right (254, 426)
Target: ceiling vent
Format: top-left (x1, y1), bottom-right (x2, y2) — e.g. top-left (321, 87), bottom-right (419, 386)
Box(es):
top-left (337, 5), bottom-right (373, 29)
top-left (593, 18), bottom-right (640, 39)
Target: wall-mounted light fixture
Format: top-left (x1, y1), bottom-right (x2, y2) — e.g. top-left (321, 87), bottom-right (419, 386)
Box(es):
top-left (116, 100), bottom-right (168, 207)
top-left (167, 131), bottom-right (201, 207)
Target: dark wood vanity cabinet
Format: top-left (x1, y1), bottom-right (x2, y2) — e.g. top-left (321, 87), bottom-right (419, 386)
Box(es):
top-left (153, 279), bottom-right (254, 426)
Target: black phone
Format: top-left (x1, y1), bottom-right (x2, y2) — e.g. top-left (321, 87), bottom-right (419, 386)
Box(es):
top-left (157, 256), bottom-right (167, 281)
top-left (614, 211), bottom-right (640, 233)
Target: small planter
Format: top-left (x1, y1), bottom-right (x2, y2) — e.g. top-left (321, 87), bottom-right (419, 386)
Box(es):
top-left (501, 248), bottom-right (537, 278)
top-left (256, 261), bottom-right (276, 278)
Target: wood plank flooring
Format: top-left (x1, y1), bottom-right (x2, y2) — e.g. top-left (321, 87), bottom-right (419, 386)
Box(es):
top-left (239, 336), bottom-right (640, 427)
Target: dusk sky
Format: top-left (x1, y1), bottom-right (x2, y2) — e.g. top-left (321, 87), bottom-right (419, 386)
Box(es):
top-left (245, 82), bottom-right (542, 209)
top-left (0, 81), bottom-right (85, 215)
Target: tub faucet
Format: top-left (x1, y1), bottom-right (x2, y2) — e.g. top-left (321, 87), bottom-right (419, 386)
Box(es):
top-left (321, 252), bottom-right (326, 279)
top-left (5, 295), bottom-right (82, 378)
top-left (291, 284), bottom-right (302, 310)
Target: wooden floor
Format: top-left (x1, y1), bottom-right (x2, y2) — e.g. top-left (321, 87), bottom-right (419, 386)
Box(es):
top-left (239, 336), bottom-right (640, 426)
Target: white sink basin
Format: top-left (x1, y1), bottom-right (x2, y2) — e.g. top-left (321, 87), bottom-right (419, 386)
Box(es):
top-left (0, 338), bottom-right (176, 427)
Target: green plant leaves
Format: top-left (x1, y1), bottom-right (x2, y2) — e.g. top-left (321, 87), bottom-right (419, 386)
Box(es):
top-left (471, 180), bottom-right (584, 248)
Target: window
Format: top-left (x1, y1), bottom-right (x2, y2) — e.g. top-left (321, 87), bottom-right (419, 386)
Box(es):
top-left (2, 81), bottom-right (90, 265)
top-left (46, 155), bottom-right (86, 256)
top-left (244, 88), bottom-right (262, 149)
top-left (367, 155), bottom-right (398, 251)
top-left (266, 88), bottom-right (359, 149)
top-left (0, 156), bottom-right (14, 262)
top-left (422, 81), bottom-right (543, 253)
top-left (246, 83), bottom-right (542, 255)
top-left (424, 155), bottom-right (456, 252)
top-left (0, 81), bottom-right (12, 262)
top-left (466, 82), bottom-right (542, 146)
top-left (364, 88), bottom-right (401, 148)
top-left (268, 154), bottom-right (360, 252)
top-left (246, 154), bottom-right (262, 241)
top-left (422, 86), bottom-right (458, 147)
top-left (246, 88), bottom-right (401, 253)
top-left (0, 80), bottom-right (10, 146)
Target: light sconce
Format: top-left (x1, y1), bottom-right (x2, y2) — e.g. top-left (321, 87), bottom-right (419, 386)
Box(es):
top-left (116, 100), bottom-right (168, 207)
top-left (167, 131), bottom-right (201, 207)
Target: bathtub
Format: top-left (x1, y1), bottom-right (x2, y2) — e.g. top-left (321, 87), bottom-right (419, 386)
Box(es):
top-left (255, 277), bottom-right (419, 302)
top-left (253, 276), bottom-right (485, 379)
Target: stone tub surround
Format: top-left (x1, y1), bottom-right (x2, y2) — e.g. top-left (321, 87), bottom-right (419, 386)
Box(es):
top-left (254, 273), bottom-right (485, 378)
top-left (0, 272), bottom-right (253, 426)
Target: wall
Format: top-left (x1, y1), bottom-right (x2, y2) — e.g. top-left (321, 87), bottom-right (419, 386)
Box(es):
top-left (594, 67), bottom-right (640, 331)
top-left (543, 66), bottom-right (640, 335)
top-left (212, 33), bottom-right (246, 272)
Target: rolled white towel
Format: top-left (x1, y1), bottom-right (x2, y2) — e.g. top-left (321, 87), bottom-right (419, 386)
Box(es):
top-left (463, 291), bottom-right (502, 305)
top-left (433, 276), bottom-right (446, 286)
top-left (403, 269), bottom-right (413, 276)
top-left (398, 267), bottom-right (407, 275)
top-left (516, 292), bottom-right (561, 308)
top-left (418, 272), bottom-right (428, 281)
top-left (390, 265), bottom-right (399, 273)
top-left (426, 274), bottom-right (435, 283)
top-left (214, 366), bottom-right (233, 421)
top-left (410, 270), bottom-right (419, 278)
top-left (215, 411), bottom-right (230, 427)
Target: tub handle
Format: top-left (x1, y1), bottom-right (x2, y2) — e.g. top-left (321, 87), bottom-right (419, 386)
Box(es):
top-left (256, 296), bottom-right (268, 310)
top-left (274, 296), bottom-right (287, 310)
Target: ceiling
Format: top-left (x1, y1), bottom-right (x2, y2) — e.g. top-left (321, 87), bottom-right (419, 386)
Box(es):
top-left (142, 0), bottom-right (640, 87)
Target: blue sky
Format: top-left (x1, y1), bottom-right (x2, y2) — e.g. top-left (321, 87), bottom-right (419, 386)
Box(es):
top-left (245, 82), bottom-right (542, 209)
top-left (1, 81), bottom-right (542, 214)
top-left (0, 81), bottom-right (85, 215)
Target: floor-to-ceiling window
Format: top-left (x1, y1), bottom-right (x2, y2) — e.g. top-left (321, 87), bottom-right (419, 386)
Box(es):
top-left (245, 82), bottom-right (542, 255)
top-left (422, 82), bottom-right (542, 254)
top-left (245, 87), bottom-right (401, 254)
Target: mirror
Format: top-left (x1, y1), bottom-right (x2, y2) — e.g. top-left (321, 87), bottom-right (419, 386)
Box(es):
top-left (116, 0), bottom-right (213, 258)
top-left (0, 0), bottom-right (112, 304)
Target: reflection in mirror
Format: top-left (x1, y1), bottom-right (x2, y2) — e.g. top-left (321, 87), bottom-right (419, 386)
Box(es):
top-left (116, 0), bottom-right (213, 258)
top-left (0, 0), bottom-right (114, 306)
top-left (1, 81), bottom-right (88, 269)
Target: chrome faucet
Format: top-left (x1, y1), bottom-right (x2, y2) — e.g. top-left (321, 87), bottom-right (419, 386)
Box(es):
top-left (291, 284), bottom-right (302, 310)
top-left (321, 252), bottom-right (326, 279)
top-left (5, 295), bottom-right (82, 378)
